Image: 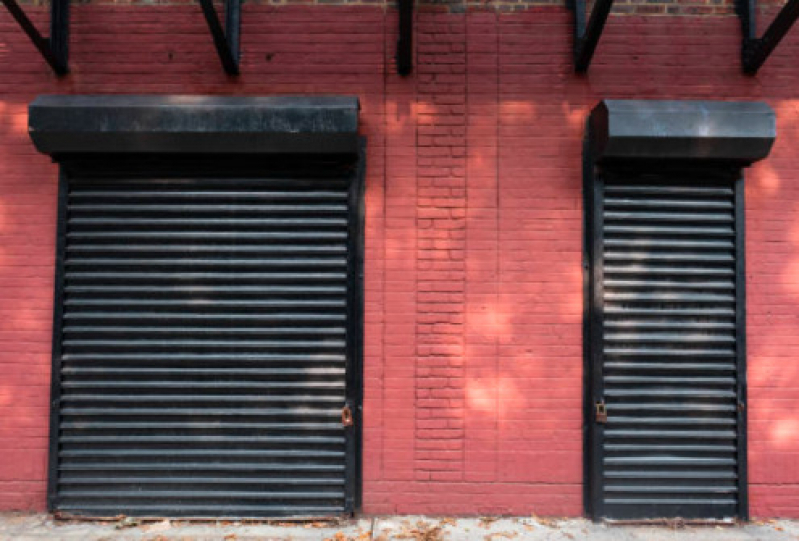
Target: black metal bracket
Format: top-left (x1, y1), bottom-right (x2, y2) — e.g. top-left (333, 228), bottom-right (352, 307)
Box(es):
top-left (569, 0), bottom-right (614, 73)
top-left (396, 0), bottom-right (413, 76)
top-left (198, 0), bottom-right (241, 75)
top-left (738, 0), bottom-right (799, 74)
top-left (0, 0), bottom-right (69, 75)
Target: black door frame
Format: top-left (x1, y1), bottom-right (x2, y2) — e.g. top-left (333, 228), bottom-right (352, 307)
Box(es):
top-left (345, 142), bottom-right (367, 513)
top-left (582, 160), bottom-right (749, 522)
top-left (46, 151), bottom-right (366, 517)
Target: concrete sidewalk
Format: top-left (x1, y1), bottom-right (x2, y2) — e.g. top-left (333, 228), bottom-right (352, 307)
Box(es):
top-left (1, 513), bottom-right (797, 540)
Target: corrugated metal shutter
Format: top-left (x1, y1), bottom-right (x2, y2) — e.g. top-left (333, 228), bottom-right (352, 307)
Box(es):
top-left (597, 172), bottom-right (744, 520)
top-left (52, 170), bottom-right (359, 518)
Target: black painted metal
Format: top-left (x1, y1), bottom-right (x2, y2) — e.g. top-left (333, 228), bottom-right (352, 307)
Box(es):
top-left (345, 140), bottom-right (366, 513)
top-left (225, 0), bottom-right (241, 72)
top-left (570, 0), bottom-right (614, 72)
top-left (733, 175), bottom-right (749, 521)
top-left (0, 0), bottom-right (68, 75)
top-left (28, 96), bottom-right (360, 156)
top-left (736, 0), bottom-right (756, 41)
top-left (396, 0), bottom-right (413, 76)
top-left (739, 0), bottom-right (799, 74)
top-left (48, 171), bottom-right (69, 511)
top-left (198, 0), bottom-right (240, 75)
top-left (587, 165), bottom-right (745, 520)
top-left (51, 0), bottom-right (69, 74)
top-left (584, 138), bottom-right (607, 519)
top-left (48, 156), bottom-right (363, 518)
top-left (588, 100), bottom-right (776, 165)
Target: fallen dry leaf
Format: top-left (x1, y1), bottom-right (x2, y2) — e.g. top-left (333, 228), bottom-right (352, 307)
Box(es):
top-left (306, 521), bottom-right (333, 529)
top-left (529, 514), bottom-right (559, 528)
top-left (393, 519), bottom-right (447, 541)
top-left (484, 531), bottom-right (518, 540)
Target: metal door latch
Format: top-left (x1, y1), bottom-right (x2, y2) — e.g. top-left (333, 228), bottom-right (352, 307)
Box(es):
top-left (341, 405), bottom-right (354, 427)
top-left (595, 401), bottom-right (608, 424)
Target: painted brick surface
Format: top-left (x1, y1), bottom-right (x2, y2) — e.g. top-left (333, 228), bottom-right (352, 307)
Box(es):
top-left (0, 4), bottom-right (798, 518)
top-left (10, 0), bottom-right (792, 17)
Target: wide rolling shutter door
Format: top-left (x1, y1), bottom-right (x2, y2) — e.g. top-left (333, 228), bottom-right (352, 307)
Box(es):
top-left (597, 172), bottom-right (743, 520)
top-left (53, 172), bottom-right (358, 518)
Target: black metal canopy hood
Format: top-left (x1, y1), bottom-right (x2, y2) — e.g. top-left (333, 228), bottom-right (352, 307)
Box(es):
top-left (28, 95), bottom-right (360, 156)
top-left (587, 99), bottom-right (776, 165)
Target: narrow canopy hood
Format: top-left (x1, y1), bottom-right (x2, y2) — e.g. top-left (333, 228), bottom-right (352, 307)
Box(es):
top-left (588, 99), bottom-right (776, 164)
top-left (28, 95), bottom-right (360, 155)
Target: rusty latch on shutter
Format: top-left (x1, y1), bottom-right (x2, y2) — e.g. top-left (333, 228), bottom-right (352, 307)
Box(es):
top-left (595, 401), bottom-right (608, 424)
top-left (341, 405), bottom-right (354, 427)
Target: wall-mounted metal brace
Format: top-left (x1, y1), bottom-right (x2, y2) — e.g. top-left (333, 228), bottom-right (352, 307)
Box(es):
top-left (0, 0), bottom-right (69, 75)
top-left (396, 0), bottom-right (413, 76)
top-left (198, 0), bottom-right (241, 75)
top-left (569, 0), bottom-right (614, 73)
top-left (738, 0), bottom-right (799, 74)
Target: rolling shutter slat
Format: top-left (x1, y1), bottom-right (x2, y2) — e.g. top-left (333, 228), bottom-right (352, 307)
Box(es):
top-left (600, 178), bottom-right (740, 520)
top-left (54, 176), bottom-right (353, 518)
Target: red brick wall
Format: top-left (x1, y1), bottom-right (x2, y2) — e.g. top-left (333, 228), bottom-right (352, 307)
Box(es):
top-left (1, 5), bottom-right (798, 517)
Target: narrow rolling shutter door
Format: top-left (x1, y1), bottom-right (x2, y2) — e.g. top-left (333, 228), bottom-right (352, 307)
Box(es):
top-left (600, 174), bottom-right (741, 519)
top-left (54, 174), bottom-right (354, 518)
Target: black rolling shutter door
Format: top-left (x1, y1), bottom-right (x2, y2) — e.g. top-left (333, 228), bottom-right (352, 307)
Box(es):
top-left (598, 171), bottom-right (744, 520)
top-left (53, 171), bottom-right (358, 518)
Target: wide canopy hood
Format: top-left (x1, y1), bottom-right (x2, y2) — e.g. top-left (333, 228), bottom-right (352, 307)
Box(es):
top-left (588, 100), bottom-right (776, 165)
top-left (28, 95), bottom-right (360, 156)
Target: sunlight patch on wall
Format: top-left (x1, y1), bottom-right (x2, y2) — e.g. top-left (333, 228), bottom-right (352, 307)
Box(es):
top-left (770, 420), bottom-right (799, 450)
top-left (466, 377), bottom-right (497, 414)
